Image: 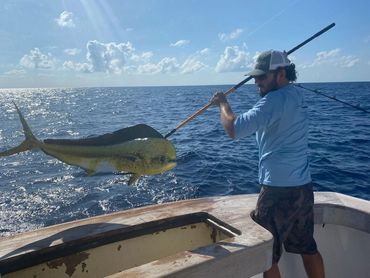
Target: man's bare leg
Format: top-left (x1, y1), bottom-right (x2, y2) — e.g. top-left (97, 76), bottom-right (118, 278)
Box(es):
top-left (301, 252), bottom-right (325, 278)
top-left (264, 263), bottom-right (281, 278)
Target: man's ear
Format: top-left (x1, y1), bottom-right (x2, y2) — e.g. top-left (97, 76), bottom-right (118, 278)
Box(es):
top-left (277, 68), bottom-right (287, 82)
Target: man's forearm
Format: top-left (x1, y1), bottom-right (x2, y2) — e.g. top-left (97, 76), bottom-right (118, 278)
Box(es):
top-left (219, 102), bottom-right (236, 139)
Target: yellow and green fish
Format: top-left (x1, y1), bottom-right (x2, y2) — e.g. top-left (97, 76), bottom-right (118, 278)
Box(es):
top-left (0, 104), bottom-right (176, 185)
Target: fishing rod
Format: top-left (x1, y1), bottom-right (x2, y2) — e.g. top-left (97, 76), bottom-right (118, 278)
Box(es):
top-left (164, 22), bottom-right (336, 139)
top-left (294, 83), bottom-right (370, 114)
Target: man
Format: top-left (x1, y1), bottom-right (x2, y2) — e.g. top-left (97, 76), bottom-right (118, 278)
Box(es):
top-left (210, 50), bottom-right (325, 278)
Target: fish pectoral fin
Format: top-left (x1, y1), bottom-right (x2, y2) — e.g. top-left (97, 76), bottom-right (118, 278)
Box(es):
top-left (128, 173), bottom-right (141, 185)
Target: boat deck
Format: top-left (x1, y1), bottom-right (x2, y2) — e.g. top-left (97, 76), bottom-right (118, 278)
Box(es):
top-left (0, 192), bottom-right (369, 277)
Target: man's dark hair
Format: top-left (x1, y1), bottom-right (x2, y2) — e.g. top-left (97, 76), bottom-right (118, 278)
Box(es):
top-left (285, 63), bottom-right (297, 82)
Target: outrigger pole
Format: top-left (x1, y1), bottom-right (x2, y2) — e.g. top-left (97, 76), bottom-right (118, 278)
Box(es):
top-left (165, 23), bottom-right (336, 139)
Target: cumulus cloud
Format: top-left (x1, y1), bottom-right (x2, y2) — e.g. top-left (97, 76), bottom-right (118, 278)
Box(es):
top-left (170, 40), bottom-right (190, 47)
top-left (20, 48), bottom-right (56, 69)
top-left (63, 61), bottom-right (92, 73)
top-left (179, 48), bottom-right (209, 74)
top-left (61, 40), bottom-right (208, 76)
top-left (305, 48), bottom-right (359, 68)
top-left (180, 58), bottom-right (206, 74)
top-left (55, 11), bottom-right (75, 28)
top-left (339, 56), bottom-right (360, 68)
top-left (3, 69), bottom-right (26, 75)
top-left (86, 40), bottom-right (135, 74)
top-left (130, 51), bottom-right (153, 62)
top-left (316, 48), bottom-right (341, 61)
top-left (215, 46), bottom-right (249, 72)
top-left (137, 47), bottom-right (209, 75)
top-left (138, 58), bottom-right (206, 75)
top-left (137, 57), bottom-right (180, 74)
top-left (64, 48), bottom-right (81, 56)
top-left (62, 40), bottom-right (153, 74)
top-left (62, 40), bottom-right (137, 74)
top-left (153, 57), bottom-right (180, 73)
top-left (218, 28), bottom-right (243, 42)
top-left (251, 51), bottom-right (261, 63)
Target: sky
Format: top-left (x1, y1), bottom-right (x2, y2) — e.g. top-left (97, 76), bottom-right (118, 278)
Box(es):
top-left (1, 0), bottom-right (369, 88)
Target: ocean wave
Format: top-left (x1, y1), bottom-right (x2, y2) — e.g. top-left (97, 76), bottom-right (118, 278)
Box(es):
top-left (0, 83), bottom-right (369, 236)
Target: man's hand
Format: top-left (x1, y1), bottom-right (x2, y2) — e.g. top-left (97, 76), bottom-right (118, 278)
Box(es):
top-left (210, 92), bottom-right (236, 139)
top-left (210, 92), bottom-right (228, 106)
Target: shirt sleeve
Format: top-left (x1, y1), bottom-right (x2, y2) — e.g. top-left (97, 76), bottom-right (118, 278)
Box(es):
top-left (234, 92), bottom-right (284, 139)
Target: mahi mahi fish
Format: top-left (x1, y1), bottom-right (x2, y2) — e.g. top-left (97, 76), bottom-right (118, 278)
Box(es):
top-left (0, 104), bottom-right (176, 185)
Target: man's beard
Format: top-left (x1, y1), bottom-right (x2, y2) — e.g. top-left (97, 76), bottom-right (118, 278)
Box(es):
top-left (258, 74), bottom-right (279, 97)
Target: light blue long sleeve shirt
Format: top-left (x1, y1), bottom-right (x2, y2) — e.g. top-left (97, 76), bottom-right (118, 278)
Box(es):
top-left (234, 84), bottom-right (311, 187)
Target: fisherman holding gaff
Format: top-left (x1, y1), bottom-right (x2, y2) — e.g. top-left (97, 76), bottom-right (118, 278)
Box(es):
top-left (210, 50), bottom-right (325, 278)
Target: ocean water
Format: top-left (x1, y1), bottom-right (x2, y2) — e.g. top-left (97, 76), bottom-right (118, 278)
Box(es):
top-left (0, 82), bottom-right (369, 236)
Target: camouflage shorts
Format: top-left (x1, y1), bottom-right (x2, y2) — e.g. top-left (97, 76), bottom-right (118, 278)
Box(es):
top-left (252, 183), bottom-right (318, 263)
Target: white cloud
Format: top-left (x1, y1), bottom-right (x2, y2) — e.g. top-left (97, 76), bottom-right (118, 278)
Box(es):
top-left (218, 28), bottom-right (243, 42)
top-left (170, 40), bottom-right (190, 47)
top-left (3, 69), bottom-right (26, 75)
top-left (141, 51), bottom-right (153, 60)
top-left (137, 47), bottom-right (209, 75)
top-left (138, 57), bottom-right (180, 74)
top-left (316, 48), bottom-right (341, 61)
top-left (20, 48), bottom-right (56, 69)
top-left (251, 51), bottom-right (261, 63)
top-left (181, 58), bottom-right (206, 74)
top-left (130, 51), bottom-right (153, 62)
top-left (179, 48), bottom-right (209, 74)
top-left (62, 40), bottom-right (136, 74)
top-left (55, 11), bottom-right (75, 28)
top-left (86, 40), bottom-right (135, 74)
top-left (64, 48), bottom-right (81, 56)
top-left (136, 63), bottom-right (160, 74)
top-left (305, 48), bottom-right (359, 68)
top-left (340, 56), bottom-right (360, 68)
top-left (215, 46), bottom-right (250, 72)
top-left (63, 61), bottom-right (92, 73)
top-left (137, 47), bottom-right (234, 76)
top-left (199, 48), bottom-right (210, 55)
top-left (62, 40), bottom-right (208, 76)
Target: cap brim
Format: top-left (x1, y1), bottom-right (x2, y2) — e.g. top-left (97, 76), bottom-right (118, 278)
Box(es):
top-left (244, 69), bottom-right (267, 77)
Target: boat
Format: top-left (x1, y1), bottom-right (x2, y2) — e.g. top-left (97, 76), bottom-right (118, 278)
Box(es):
top-left (0, 192), bottom-right (369, 278)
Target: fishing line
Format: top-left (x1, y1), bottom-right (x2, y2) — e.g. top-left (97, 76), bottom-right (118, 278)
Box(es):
top-left (294, 83), bottom-right (370, 114)
top-left (198, 88), bottom-right (256, 181)
top-left (245, 0), bottom-right (302, 39)
top-left (182, 143), bottom-right (223, 182)
top-left (189, 90), bottom-right (257, 185)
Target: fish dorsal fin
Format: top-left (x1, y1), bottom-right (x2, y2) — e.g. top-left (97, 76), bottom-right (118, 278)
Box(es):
top-left (44, 124), bottom-right (163, 146)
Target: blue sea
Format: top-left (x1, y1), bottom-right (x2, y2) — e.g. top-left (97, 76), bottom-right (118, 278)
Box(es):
top-left (1, 82), bottom-right (369, 236)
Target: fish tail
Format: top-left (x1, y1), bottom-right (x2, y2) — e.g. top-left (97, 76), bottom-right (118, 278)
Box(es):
top-left (0, 103), bottom-right (39, 157)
